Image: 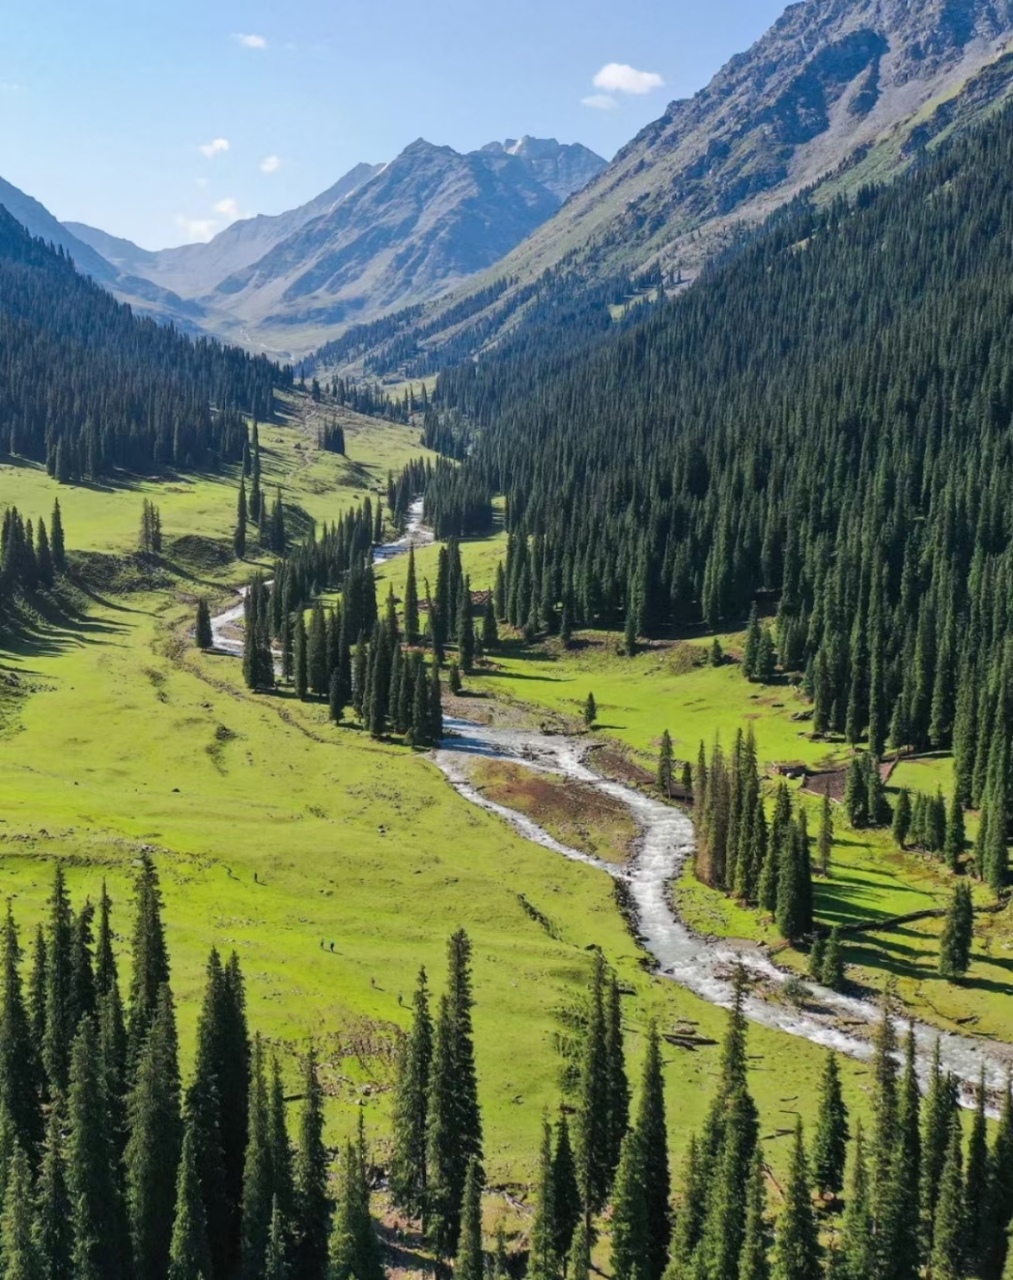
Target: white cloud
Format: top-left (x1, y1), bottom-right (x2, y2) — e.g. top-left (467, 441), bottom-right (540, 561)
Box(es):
top-left (175, 215), bottom-right (217, 243)
top-left (212, 197), bottom-right (251, 221)
top-left (198, 137), bottom-right (230, 158)
top-left (582, 93), bottom-right (619, 111)
top-left (260, 154), bottom-right (281, 174)
top-left (235, 33), bottom-right (267, 48)
top-left (592, 63), bottom-right (664, 95)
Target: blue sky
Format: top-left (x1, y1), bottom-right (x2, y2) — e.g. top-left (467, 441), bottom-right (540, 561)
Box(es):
top-left (1, 0), bottom-right (789, 249)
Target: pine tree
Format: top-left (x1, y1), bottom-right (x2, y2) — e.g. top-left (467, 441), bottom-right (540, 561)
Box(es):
top-left (944, 792), bottom-right (965, 871)
top-left (818, 789), bottom-right (833, 876)
top-left (605, 973), bottom-right (629, 1182)
top-left (771, 1120), bottom-right (820, 1280)
top-left (196, 598), bottom-right (213, 650)
top-left (892, 788), bottom-right (912, 848)
top-left (2, 1142), bottom-right (42, 1280)
top-left (125, 984), bottom-right (182, 1280)
top-left (425, 995), bottom-right (459, 1262)
top-left (268, 1056), bottom-right (294, 1245)
top-left (235, 480), bottom-right (248, 559)
top-left (330, 1120), bottom-right (383, 1280)
top-left (965, 1069), bottom-right (990, 1276)
top-left (658, 731), bottom-right (674, 798)
top-left (34, 1096), bottom-right (72, 1280)
top-left (0, 906), bottom-right (42, 1161)
top-left (264, 1198), bottom-right (290, 1280)
top-left (920, 1041), bottom-right (956, 1252)
top-left (844, 756), bottom-right (868, 828)
top-left (126, 852), bottom-right (170, 1068)
top-left (636, 1022), bottom-right (670, 1280)
top-left (42, 865), bottom-right (74, 1095)
top-left (241, 1035), bottom-right (273, 1280)
top-left (820, 927), bottom-right (845, 991)
top-left (404, 547), bottom-right (420, 642)
top-left (743, 606), bottom-right (762, 679)
top-left (938, 881), bottom-right (973, 979)
top-left (66, 1018), bottom-right (126, 1280)
top-left (568, 1217), bottom-right (591, 1280)
top-left (574, 955), bottom-right (611, 1216)
top-left (738, 1148), bottom-right (770, 1280)
top-left (552, 1116), bottom-right (581, 1274)
top-left (456, 1158), bottom-right (486, 1280)
top-left (50, 500), bottom-right (65, 573)
top-left (168, 1120), bottom-right (213, 1280)
top-left (390, 967), bottom-right (433, 1223)
top-left (611, 1126), bottom-right (649, 1280)
top-left (429, 661), bottom-right (443, 742)
top-left (930, 1119), bottom-right (966, 1280)
top-left (293, 614), bottom-right (308, 700)
top-left (840, 1123), bottom-right (874, 1280)
top-left (810, 1052), bottom-right (848, 1200)
top-left (293, 1045), bottom-right (330, 1280)
top-left (584, 693), bottom-right (597, 728)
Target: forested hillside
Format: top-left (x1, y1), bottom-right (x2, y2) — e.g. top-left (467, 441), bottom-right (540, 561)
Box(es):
top-left (426, 99), bottom-right (1013, 879)
top-left (0, 209), bottom-right (288, 478)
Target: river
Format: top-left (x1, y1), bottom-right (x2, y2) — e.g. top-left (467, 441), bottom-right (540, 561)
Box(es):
top-left (210, 498), bottom-right (1012, 1103)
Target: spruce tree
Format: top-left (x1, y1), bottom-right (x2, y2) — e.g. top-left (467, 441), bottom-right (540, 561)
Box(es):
top-left (404, 547), bottom-right (420, 642)
top-left (268, 1056), bottom-right (294, 1244)
top-left (605, 973), bottom-right (629, 1182)
top-left (2, 1143), bottom-right (42, 1280)
top-left (810, 1052), bottom-right (849, 1201)
top-left (241, 1035), bottom-right (272, 1280)
top-left (34, 1096), bottom-right (72, 1280)
top-left (944, 792), bottom-right (965, 871)
top-left (0, 905), bottom-right (42, 1160)
top-left (658, 731), bottom-right (674, 798)
top-left (456, 1158), bottom-right (485, 1280)
top-left (330, 1121), bottom-right (383, 1280)
top-left (263, 1199), bottom-right (289, 1280)
top-left (168, 1121), bottom-right (213, 1280)
top-left (965, 1069), bottom-right (990, 1276)
top-left (920, 1040), bottom-right (956, 1252)
top-left (938, 880), bottom-right (973, 980)
top-left (771, 1120), bottom-right (820, 1280)
top-left (125, 984), bottom-right (182, 1280)
top-left (892, 789), bottom-right (912, 848)
top-left (818, 789), bottom-right (833, 876)
top-left (293, 1045), bottom-right (330, 1280)
top-left (820, 926), bottom-right (845, 991)
top-left (584, 693), bottom-right (597, 729)
top-left (426, 995), bottom-right (460, 1262)
top-left (447, 930), bottom-right (483, 1173)
top-left (738, 1148), bottom-right (770, 1280)
top-left (390, 967), bottom-right (433, 1222)
top-left (636, 1022), bottom-right (670, 1280)
top-left (66, 1018), bottom-right (126, 1280)
top-left (235, 481), bottom-right (248, 559)
top-left (42, 866), bottom-right (74, 1095)
top-left (126, 852), bottom-right (170, 1067)
top-left (552, 1116), bottom-right (581, 1274)
top-left (611, 1126), bottom-right (648, 1280)
top-left (196, 598), bottom-right (213, 650)
top-left (50, 500), bottom-right (65, 573)
top-left (840, 1124), bottom-right (874, 1280)
top-left (574, 955), bottom-right (611, 1216)
top-left (293, 614), bottom-right (308, 700)
top-left (930, 1120), bottom-right (966, 1280)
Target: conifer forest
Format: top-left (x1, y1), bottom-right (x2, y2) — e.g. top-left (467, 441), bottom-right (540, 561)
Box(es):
top-left (13, 2), bottom-right (1013, 1278)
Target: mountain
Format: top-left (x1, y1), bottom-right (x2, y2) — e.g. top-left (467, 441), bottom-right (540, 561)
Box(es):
top-left (0, 205), bottom-right (282, 482)
top-left (66, 160), bottom-right (383, 300)
top-left (329, 0), bottom-right (1013, 378)
top-left (63, 139), bottom-right (605, 359)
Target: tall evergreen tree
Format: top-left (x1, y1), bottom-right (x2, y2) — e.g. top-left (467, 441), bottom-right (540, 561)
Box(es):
top-left (125, 984), bottom-right (182, 1280)
top-left (66, 1018), bottom-right (126, 1280)
top-left (168, 1120), bottom-right (214, 1280)
top-left (241, 1035), bottom-right (272, 1280)
top-left (636, 1022), bottom-right (670, 1280)
top-left (196, 598), bottom-right (213, 650)
top-left (2, 1143), bottom-right (42, 1280)
top-left (34, 1096), bottom-right (72, 1280)
top-left (330, 1119), bottom-right (383, 1280)
top-left (0, 906), bottom-right (42, 1160)
top-left (293, 1045), bottom-right (330, 1280)
top-left (939, 881), bottom-right (974, 980)
top-left (611, 1126), bottom-right (649, 1280)
top-left (456, 1158), bottom-right (486, 1280)
top-left (42, 866), bottom-right (74, 1095)
top-left (840, 1124), bottom-right (874, 1280)
top-left (552, 1117), bottom-right (581, 1274)
top-left (930, 1119), bottom-right (966, 1280)
top-left (738, 1148), bottom-right (770, 1280)
top-left (390, 967), bottom-right (433, 1222)
top-left (810, 1052), bottom-right (849, 1200)
top-left (126, 852), bottom-right (170, 1066)
top-left (771, 1120), bottom-right (820, 1280)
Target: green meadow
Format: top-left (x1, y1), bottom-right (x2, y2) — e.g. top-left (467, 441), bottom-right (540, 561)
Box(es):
top-left (0, 407), bottom-right (877, 1200)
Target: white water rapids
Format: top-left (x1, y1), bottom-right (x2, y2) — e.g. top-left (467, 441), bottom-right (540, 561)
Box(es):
top-left (209, 496), bottom-right (1012, 1103)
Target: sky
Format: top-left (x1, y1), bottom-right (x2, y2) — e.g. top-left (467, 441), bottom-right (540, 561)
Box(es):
top-left (0, 0), bottom-right (790, 249)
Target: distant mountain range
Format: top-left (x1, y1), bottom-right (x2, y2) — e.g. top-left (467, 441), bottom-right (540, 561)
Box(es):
top-left (54, 136), bottom-right (605, 358)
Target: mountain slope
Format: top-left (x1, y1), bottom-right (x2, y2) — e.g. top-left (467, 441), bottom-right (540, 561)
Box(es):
top-left (64, 138), bottom-right (605, 359)
top-left (329, 0), bottom-right (1013, 380)
top-left (0, 206), bottom-right (283, 480)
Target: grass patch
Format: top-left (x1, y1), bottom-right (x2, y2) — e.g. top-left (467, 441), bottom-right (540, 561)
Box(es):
top-left (468, 758), bottom-right (638, 865)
